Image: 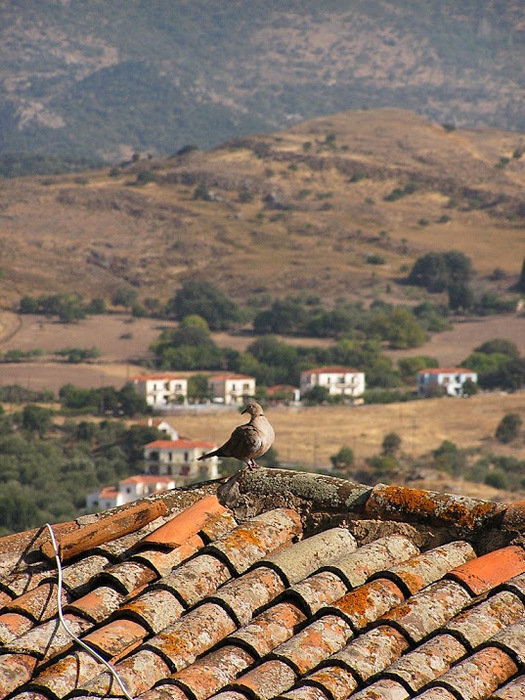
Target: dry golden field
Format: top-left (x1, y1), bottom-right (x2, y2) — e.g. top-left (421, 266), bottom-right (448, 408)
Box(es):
top-left (166, 393), bottom-right (525, 470)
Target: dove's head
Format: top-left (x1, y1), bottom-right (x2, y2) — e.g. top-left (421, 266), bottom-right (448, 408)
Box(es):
top-left (242, 400), bottom-right (264, 417)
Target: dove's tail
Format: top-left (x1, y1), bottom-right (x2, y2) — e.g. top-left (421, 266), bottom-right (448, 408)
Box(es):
top-left (198, 449), bottom-right (220, 461)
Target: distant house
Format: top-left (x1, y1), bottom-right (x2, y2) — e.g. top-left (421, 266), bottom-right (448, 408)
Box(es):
top-left (131, 373), bottom-right (188, 408)
top-left (207, 373), bottom-right (256, 405)
top-left (266, 385), bottom-right (301, 404)
top-left (86, 475), bottom-right (175, 510)
top-left (417, 367), bottom-right (478, 397)
top-left (300, 366), bottom-right (365, 398)
top-left (135, 417), bottom-right (179, 440)
top-left (144, 439), bottom-right (219, 483)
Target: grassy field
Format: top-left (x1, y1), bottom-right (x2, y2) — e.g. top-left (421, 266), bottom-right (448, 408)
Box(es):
top-left (166, 393), bottom-right (525, 469)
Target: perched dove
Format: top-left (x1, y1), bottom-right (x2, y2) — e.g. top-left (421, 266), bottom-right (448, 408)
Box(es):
top-left (198, 400), bottom-right (275, 469)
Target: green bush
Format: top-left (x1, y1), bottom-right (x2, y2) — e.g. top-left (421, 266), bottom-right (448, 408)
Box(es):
top-left (495, 413), bottom-right (522, 444)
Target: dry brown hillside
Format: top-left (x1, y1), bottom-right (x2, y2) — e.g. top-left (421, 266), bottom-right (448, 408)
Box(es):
top-left (0, 108), bottom-right (524, 309)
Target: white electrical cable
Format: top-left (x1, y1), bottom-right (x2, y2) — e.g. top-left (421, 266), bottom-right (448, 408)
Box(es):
top-left (45, 523), bottom-right (135, 700)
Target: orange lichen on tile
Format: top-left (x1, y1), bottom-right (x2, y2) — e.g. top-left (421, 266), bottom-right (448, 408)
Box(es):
top-left (141, 495), bottom-right (228, 548)
top-left (332, 579), bottom-right (405, 631)
top-left (40, 499), bottom-right (168, 561)
top-left (81, 617), bottom-right (149, 659)
top-left (365, 484), bottom-right (505, 532)
top-left (447, 546), bottom-right (525, 596)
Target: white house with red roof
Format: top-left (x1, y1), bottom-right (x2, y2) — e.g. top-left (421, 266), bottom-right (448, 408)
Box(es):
top-left (144, 438), bottom-right (219, 482)
top-left (131, 373), bottom-right (188, 408)
top-left (417, 367), bottom-right (478, 397)
top-left (86, 475), bottom-right (176, 510)
top-left (300, 366), bottom-right (365, 398)
top-left (136, 417), bottom-right (179, 440)
top-left (207, 373), bottom-right (256, 405)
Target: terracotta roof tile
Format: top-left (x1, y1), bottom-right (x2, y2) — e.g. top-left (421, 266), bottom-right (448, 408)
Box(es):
top-left (318, 534), bottom-right (419, 590)
top-left (229, 602), bottom-right (307, 658)
top-left (286, 571), bottom-right (348, 617)
top-left (0, 613), bottom-right (33, 643)
top-left (414, 689), bottom-right (458, 700)
top-left (4, 613), bottom-right (91, 661)
top-left (270, 614), bottom-right (352, 675)
top-left (165, 645), bottom-right (256, 700)
top-left (28, 649), bottom-right (103, 697)
top-left (380, 579), bottom-right (473, 643)
top-left (446, 546), bottom-right (525, 596)
top-left (290, 665), bottom-right (358, 700)
top-left (444, 590), bottom-right (525, 649)
top-left (490, 675), bottom-right (525, 699)
top-left (119, 588), bottom-right (185, 634)
top-left (63, 584), bottom-right (124, 623)
top-left (153, 553), bottom-right (231, 607)
top-left (230, 658), bottom-right (298, 700)
top-left (2, 469), bottom-right (525, 700)
top-left (373, 540), bottom-right (476, 595)
top-left (365, 484), bottom-right (506, 534)
top-left (40, 499), bottom-right (168, 562)
top-left (487, 618), bottom-right (525, 666)
top-left (0, 653), bottom-right (37, 697)
top-left (260, 528), bottom-right (357, 586)
top-left (319, 625), bottom-right (409, 683)
top-left (383, 632), bottom-right (467, 692)
top-left (428, 646), bottom-right (518, 699)
top-left (347, 677), bottom-right (409, 699)
top-left (205, 508), bottom-right (302, 574)
top-left (81, 617), bottom-right (149, 660)
top-left (331, 579), bottom-right (406, 631)
top-left (209, 567), bottom-right (286, 626)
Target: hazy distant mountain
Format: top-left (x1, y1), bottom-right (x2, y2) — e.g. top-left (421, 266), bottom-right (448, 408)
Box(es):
top-left (1, 0), bottom-right (524, 164)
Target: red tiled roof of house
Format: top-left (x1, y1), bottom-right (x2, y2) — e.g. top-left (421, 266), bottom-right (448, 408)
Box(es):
top-left (301, 365), bottom-right (361, 375)
top-left (97, 486), bottom-right (119, 498)
top-left (144, 439), bottom-right (216, 449)
top-left (1, 470), bottom-right (525, 699)
top-left (130, 373), bottom-right (186, 381)
top-left (417, 367), bottom-right (477, 375)
top-left (208, 373), bottom-right (255, 381)
top-left (119, 475), bottom-right (175, 485)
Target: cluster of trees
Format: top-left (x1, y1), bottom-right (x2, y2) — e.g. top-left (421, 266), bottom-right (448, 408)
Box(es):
top-left (59, 383), bottom-right (149, 417)
top-left (407, 250), bottom-right (518, 314)
top-left (0, 410), bottom-right (163, 534)
top-left (461, 339), bottom-right (525, 392)
top-left (19, 293), bottom-right (106, 323)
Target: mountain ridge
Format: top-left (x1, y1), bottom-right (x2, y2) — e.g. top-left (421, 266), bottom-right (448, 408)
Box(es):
top-left (1, 1), bottom-right (525, 161)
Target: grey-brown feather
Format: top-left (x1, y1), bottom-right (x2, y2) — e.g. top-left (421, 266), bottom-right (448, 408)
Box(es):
top-left (197, 400), bottom-right (274, 468)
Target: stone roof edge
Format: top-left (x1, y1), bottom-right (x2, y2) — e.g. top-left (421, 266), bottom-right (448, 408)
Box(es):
top-left (217, 468), bottom-right (525, 551)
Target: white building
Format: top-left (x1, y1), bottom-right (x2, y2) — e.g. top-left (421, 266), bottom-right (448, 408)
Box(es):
top-left (144, 439), bottom-right (219, 483)
top-left (417, 367), bottom-right (478, 397)
top-left (131, 373), bottom-right (188, 409)
top-left (208, 373), bottom-right (256, 405)
top-left (135, 417), bottom-right (179, 440)
top-left (300, 366), bottom-right (365, 398)
top-left (86, 475), bottom-right (175, 510)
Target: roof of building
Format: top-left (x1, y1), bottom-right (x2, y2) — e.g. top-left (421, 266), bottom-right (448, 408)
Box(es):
top-left (417, 368), bottom-right (477, 375)
top-left (144, 439), bottom-right (217, 450)
top-left (1, 468), bottom-right (525, 700)
top-left (301, 366), bottom-right (362, 376)
top-left (97, 486), bottom-right (120, 499)
top-left (266, 385), bottom-right (299, 395)
top-left (119, 476), bottom-right (176, 486)
top-left (130, 374), bottom-right (187, 382)
top-left (208, 374), bottom-right (256, 382)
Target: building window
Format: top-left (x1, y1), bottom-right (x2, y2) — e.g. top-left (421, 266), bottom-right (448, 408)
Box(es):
top-left (126, 487), bottom-right (132, 494)
top-left (243, 383), bottom-right (250, 392)
top-left (184, 451), bottom-right (189, 462)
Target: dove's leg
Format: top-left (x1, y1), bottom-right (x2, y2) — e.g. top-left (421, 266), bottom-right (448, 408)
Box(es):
top-left (247, 459), bottom-right (261, 469)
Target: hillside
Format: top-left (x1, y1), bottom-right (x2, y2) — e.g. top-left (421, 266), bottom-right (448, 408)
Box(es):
top-left (0, 1), bottom-right (525, 164)
top-left (0, 108), bottom-right (524, 309)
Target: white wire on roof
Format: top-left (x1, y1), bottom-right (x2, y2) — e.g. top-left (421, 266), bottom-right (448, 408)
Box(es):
top-left (45, 523), bottom-right (135, 700)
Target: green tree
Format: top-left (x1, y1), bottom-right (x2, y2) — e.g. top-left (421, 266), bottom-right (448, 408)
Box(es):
top-left (495, 413), bottom-right (522, 444)
top-left (166, 280), bottom-right (240, 330)
top-left (112, 286), bottom-right (138, 309)
top-left (382, 432), bottom-right (402, 456)
top-left (22, 404), bottom-right (53, 438)
top-left (118, 383), bottom-right (149, 417)
top-left (303, 385), bottom-right (330, 405)
top-left (330, 445), bottom-right (354, 470)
